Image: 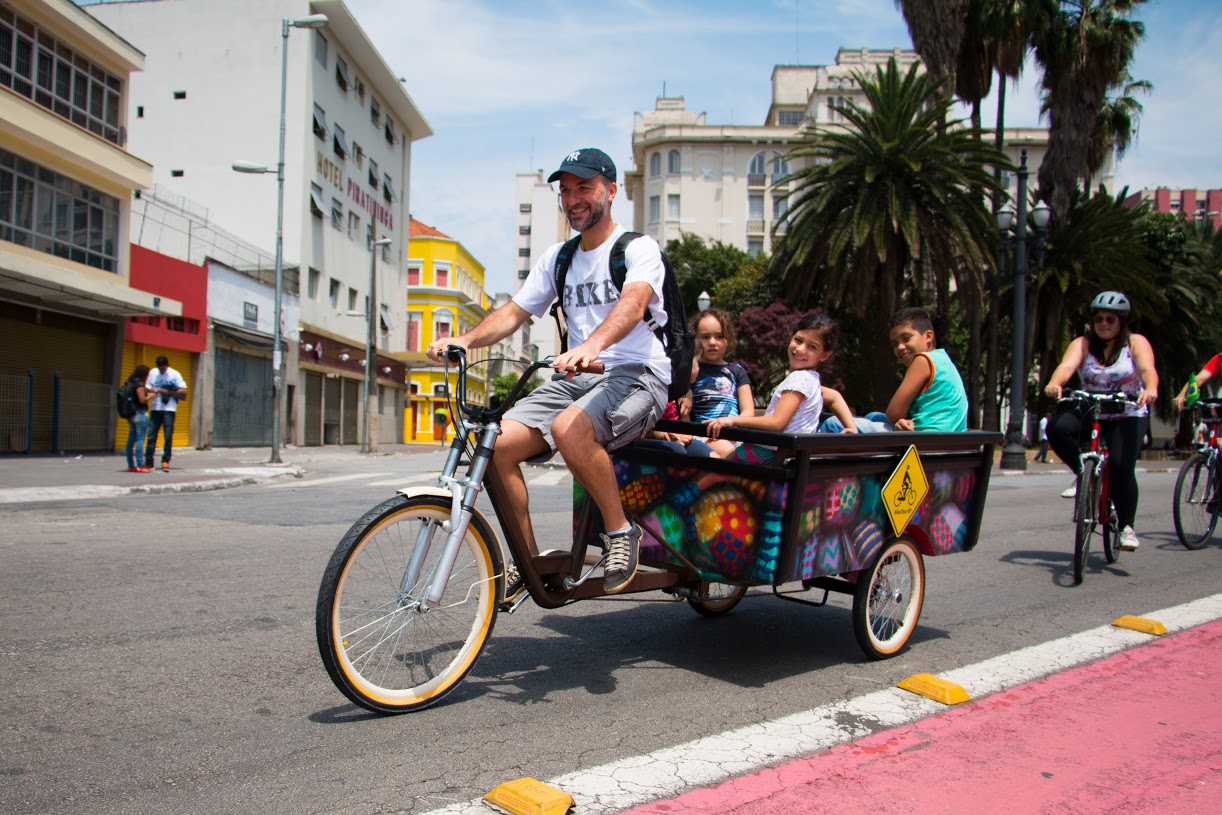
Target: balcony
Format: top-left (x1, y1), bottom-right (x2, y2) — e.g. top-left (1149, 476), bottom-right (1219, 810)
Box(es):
top-left (747, 174), bottom-right (766, 188)
top-left (746, 219), bottom-right (765, 234)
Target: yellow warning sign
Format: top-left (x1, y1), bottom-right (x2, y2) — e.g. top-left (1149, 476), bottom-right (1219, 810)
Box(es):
top-left (882, 445), bottom-right (928, 537)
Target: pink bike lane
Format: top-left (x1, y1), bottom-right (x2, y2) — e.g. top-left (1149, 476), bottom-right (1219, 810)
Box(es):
top-left (625, 619), bottom-right (1222, 815)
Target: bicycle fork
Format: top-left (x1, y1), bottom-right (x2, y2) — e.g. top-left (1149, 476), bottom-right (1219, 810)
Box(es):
top-left (399, 422), bottom-right (501, 611)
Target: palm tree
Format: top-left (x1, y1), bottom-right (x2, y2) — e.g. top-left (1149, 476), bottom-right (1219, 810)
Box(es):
top-left (772, 59), bottom-right (1009, 408)
top-left (895, 0), bottom-right (973, 98)
top-left (1034, 0), bottom-right (1147, 225)
top-left (1086, 71), bottom-right (1152, 188)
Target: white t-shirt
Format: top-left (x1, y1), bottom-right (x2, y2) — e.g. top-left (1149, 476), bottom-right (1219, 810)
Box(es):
top-left (513, 226), bottom-right (671, 384)
top-left (767, 369), bottom-right (824, 433)
top-left (145, 366), bottom-right (188, 412)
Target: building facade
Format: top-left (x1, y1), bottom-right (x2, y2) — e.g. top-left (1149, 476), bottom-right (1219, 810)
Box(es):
top-left (406, 218), bottom-right (490, 443)
top-left (512, 169), bottom-right (569, 361)
top-left (86, 0), bottom-right (431, 447)
top-left (626, 48), bottom-right (1081, 262)
top-left (1123, 188), bottom-right (1222, 229)
top-left (0, 0), bottom-right (181, 454)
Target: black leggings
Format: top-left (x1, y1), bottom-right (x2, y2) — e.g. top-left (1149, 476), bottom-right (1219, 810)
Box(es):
top-left (1047, 409), bottom-right (1147, 528)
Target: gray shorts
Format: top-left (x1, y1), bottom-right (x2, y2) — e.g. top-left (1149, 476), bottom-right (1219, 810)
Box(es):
top-left (504, 363), bottom-right (667, 458)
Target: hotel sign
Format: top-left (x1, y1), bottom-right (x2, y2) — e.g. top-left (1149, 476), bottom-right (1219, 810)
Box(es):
top-left (316, 152), bottom-right (394, 230)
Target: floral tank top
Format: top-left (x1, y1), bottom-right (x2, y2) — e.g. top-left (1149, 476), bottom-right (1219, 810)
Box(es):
top-left (1079, 344), bottom-right (1147, 418)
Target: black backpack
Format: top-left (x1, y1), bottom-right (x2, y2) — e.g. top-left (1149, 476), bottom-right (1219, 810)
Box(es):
top-left (116, 379), bottom-right (138, 419)
top-left (549, 231), bottom-right (694, 403)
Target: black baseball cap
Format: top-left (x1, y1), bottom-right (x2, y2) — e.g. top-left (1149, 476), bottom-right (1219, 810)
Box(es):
top-left (547, 148), bottom-right (617, 184)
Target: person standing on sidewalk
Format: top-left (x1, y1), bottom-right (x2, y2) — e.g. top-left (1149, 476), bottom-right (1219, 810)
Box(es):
top-left (1034, 411), bottom-right (1051, 462)
top-left (144, 356), bottom-right (187, 471)
top-left (123, 364), bottom-right (152, 473)
top-left (425, 147), bottom-right (670, 594)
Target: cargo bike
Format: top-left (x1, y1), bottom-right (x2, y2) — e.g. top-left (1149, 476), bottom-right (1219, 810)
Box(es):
top-left (316, 349), bottom-right (1002, 714)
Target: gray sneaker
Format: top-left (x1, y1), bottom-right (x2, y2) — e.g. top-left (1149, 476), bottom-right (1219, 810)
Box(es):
top-left (502, 562), bottom-right (526, 603)
top-left (600, 524), bottom-right (641, 594)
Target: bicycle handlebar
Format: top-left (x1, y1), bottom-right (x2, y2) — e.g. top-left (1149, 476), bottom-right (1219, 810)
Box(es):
top-left (440, 345), bottom-right (605, 423)
top-left (1056, 389), bottom-right (1143, 415)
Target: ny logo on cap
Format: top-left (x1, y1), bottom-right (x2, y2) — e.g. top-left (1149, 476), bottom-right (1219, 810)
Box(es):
top-left (566, 150), bottom-right (582, 162)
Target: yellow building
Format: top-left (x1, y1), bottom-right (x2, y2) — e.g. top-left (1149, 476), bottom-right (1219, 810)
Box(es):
top-left (405, 219), bottom-right (489, 442)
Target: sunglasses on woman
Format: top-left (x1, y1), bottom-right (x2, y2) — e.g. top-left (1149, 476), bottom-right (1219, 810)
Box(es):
top-left (1092, 313), bottom-right (1120, 325)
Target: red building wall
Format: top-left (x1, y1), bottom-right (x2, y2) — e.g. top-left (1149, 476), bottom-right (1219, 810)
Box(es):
top-left (126, 245), bottom-right (208, 352)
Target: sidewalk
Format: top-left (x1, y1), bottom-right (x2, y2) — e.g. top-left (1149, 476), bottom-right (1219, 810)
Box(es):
top-left (0, 442), bottom-right (442, 504)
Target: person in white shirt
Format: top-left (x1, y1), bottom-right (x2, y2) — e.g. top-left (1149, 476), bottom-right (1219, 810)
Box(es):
top-left (425, 148), bottom-right (668, 595)
top-left (144, 355), bottom-right (187, 471)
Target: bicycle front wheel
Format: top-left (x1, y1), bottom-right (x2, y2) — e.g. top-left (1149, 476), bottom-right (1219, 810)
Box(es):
top-left (316, 494), bottom-right (502, 714)
top-left (1073, 462), bottom-right (1098, 585)
top-left (1173, 452), bottom-right (1219, 550)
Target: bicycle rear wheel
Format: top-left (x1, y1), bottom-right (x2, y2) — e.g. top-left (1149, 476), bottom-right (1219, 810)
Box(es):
top-left (1173, 452), bottom-right (1219, 550)
top-left (1073, 461), bottom-right (1098, 585)
top-left (316, 494), bottom-right (502, 714)
top-left (852, 537), bottom-right (925, 659)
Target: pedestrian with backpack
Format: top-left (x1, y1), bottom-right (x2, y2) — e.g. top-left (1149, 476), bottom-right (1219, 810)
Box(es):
top-left (120, 364), bottom-right (152, 473)
top-left (426, 147), bottom-right (685, 595)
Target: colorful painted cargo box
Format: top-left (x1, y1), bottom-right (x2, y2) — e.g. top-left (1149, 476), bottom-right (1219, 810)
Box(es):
top-left (574, 424), bottom-right (1000, 587)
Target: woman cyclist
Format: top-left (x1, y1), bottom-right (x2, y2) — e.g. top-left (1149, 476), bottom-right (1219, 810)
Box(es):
top-left (1043, 291), bottom-right (1159, 552)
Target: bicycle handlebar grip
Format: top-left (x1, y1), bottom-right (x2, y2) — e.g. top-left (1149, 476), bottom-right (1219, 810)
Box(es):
top-left (443, 345), bottom-right (465, 364)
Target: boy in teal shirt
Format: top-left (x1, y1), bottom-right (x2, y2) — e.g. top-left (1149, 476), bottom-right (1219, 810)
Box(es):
top-left (885, 307), bottom-right (967, 432)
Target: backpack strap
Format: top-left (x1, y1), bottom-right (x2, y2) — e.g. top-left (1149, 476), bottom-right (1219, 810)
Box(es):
top-left (548, 235), bottom-right (583, 354)
top-left (609, 231), bottom-right (666, 342)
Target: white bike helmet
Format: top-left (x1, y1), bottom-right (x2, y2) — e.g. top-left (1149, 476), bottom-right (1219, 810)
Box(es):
top-left (1090, 291), bottom-right (1131, 315)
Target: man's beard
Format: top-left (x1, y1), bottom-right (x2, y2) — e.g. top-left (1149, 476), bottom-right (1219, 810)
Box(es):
top-left (566, 191), bottom-right (609, 232)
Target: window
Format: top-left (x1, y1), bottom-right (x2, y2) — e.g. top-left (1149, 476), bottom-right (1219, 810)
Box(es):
top-left (355, 77), bottom-right (365, 104)
top-left (518, 269), bottom-right (530, 279)
top-left (384, 117), bottom-right (396, 145)
top-left (309, 182), bottom-right (325, 217)
top-left (407, 264), bottom-right (420, 285)
top-left (0, 9), bottom-right (124, 145)
top-left (383, 172), bottom-right (395, 203)
top-left (517, 247), bottom-right (530, 256)
top-left (649, 152), bottom-right (662, 177)
top-left (335, 54), bottom-right (350, 92)
top-left (773, 194), bottom-right (789, 221)
top-left (173, 90), bottom-right (186, 100)
top-left (771, 152), bottom-right (790, 182)
top-left (667, 149), bottom-right (681, 174)
top-left (347, 210), bottom-right (361, 240)
top-left (368, 158), bottom-right (379, 189)
top-left (747, 238), bottom-right (764, 257)
top-left (330, 197), bottom-right (343, 230)
top-left (332, 123), bottom-right (348, 159)
top-left (748, 194), bottom-right (764, 219)
top-left (370, 97), bottom-right (381, 127)
top-left (748, 151), bottom-right (766, 176)
top-left (667, 194), bottom-right (680, 220)
top-left (169, 169), bottom-right (184, 178)
top-left (352, 141), bottom-right (363, 167)
top-left (519, 203), bottom-right (532, 213)
top-left (519, 225), bottom-right (531, 235)
top-left (312, 104), bottom-right (327, 140)
top-left (648, 195), bottom-right (660, 222)
top-left (314, 31), bottom-right (327, 66)
top-left (348, 287), bottom-right (358, 312)
top-left (435, 267), bottom-right (449, 288)
top-left (307, 268), bottom-right (320, 299)
top-left (406, 311), bottom-right (421, 352)
top-left (0, 147), bottom-right (120, 271)
top-left (434, 316), bottom-right (452, 340)
top-left (328, 279), bottom-right (340, 309)
top-left (777, 109), bottom-right (804, 126)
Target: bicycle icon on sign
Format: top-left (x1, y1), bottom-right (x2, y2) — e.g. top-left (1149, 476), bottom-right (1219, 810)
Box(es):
top-left (893, 470), bottom-right (918, 509)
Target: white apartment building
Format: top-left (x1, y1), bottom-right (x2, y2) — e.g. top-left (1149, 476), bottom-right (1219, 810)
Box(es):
top-left (0, 0), bottom-right (180, 453)
top-left (512, 169), bottom-right (568, 361)
top-left (87, 0), bottom-right (432, 447)
top-left (627, 47), bottom-right (1087, 259)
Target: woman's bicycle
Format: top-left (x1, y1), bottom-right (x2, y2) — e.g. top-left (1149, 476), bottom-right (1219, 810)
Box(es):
top-left (1172, 398), bottom-right (1222, 549)
top-left (1058, 389), bottom-right (1140, 585)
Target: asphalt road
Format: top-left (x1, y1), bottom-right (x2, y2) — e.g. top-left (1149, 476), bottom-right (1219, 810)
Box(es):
top-left (1, 461), bottom-right (1214, 815)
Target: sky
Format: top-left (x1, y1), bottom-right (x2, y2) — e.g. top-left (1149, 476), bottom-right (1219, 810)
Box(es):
top-left (340, 0), bottom-right (1222, 296)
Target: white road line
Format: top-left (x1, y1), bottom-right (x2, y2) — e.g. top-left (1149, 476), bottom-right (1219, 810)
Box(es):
top-left (418, 593), bottom-right (1222, 815)
top-left (528, 468), bottom-right (570, 487)
top-left (265, 472), bottom-right (391, 489)
top-left (364, 474), bottom-right (441, 488)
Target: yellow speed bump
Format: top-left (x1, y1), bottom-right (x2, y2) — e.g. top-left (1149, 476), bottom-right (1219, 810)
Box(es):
top-left (898, 673), bottom-right (970, 705)
top-left (1112, 615), bottom-right (1167, 635)
top-left (483, 777), bottom-right (573, 815)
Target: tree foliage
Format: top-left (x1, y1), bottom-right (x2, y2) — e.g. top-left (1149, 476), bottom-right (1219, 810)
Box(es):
top-left (663, 234), bottom-right (754, 317)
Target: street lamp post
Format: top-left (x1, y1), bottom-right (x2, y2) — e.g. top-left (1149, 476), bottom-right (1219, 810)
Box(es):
top-left (364, 237), bottom-right (393, 453)
top-left (999, 150), bottom-right (1050, 470)
top-left (232, 13), bottom-right (328, 464)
